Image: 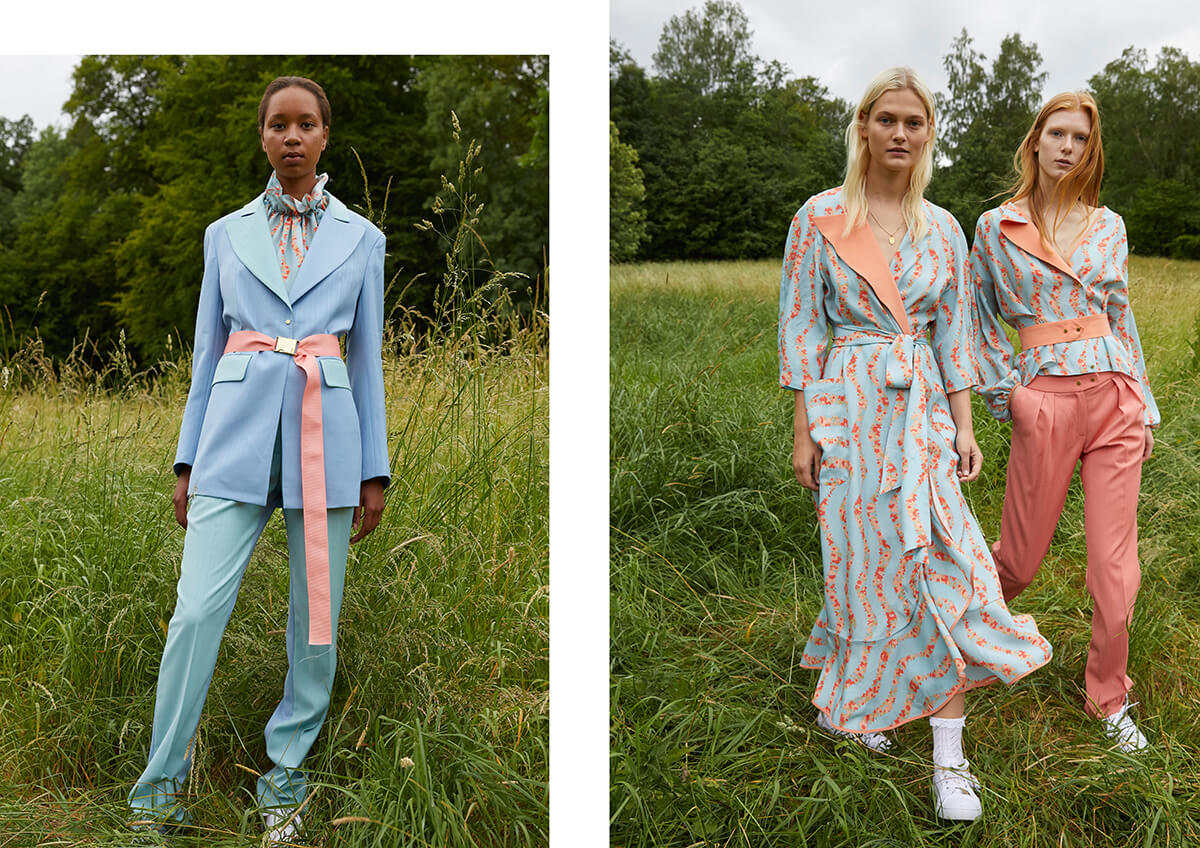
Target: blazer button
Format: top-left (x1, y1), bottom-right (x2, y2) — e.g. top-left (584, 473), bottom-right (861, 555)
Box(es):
top-left (285, 319), bottom-right (292, 325)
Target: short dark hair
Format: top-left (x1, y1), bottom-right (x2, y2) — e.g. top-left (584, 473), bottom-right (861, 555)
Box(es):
top-left (257, 76), bottom-right (331, 133)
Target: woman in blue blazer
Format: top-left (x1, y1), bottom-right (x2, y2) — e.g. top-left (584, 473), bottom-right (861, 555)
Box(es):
top-left (128, 76), bottom-right (390, 841)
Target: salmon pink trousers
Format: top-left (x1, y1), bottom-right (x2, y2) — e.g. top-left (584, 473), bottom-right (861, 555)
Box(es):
top-left (991, 371), bottom-right (1147, 718)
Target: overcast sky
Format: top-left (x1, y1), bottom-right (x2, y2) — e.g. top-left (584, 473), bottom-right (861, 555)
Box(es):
top-left (0, 55), bottom-right (81, 129)
top-left (611, 0), bottom-right (1200, 107)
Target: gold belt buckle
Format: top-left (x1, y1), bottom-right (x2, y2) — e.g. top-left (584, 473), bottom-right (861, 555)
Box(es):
top-left (273, 336), bottom-right (298, 355)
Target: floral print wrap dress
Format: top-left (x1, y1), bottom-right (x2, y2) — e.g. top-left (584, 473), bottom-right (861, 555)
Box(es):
top-left (779, 187), bottom-right (1052, 733)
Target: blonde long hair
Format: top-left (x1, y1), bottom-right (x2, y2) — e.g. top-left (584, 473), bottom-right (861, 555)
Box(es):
top-left (842, 67), bottom-right (937, 242)
top-left (1007, 91), bottom-right (1104, 250)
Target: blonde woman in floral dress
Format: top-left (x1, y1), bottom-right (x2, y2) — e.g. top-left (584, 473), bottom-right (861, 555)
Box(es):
top-left (780, 66), bottom-right (1052, 822)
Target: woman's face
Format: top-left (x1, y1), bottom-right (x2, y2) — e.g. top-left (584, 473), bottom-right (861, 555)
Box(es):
top-left (260, 85), bottom-right (328, 195)
top-left (1033, 107), bottom-right (1091, 188)
top-left (860, 88), bottom-right (931, 177)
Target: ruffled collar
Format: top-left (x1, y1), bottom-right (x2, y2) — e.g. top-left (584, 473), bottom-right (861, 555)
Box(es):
top-left (263, 171), bottom-right (329, 216)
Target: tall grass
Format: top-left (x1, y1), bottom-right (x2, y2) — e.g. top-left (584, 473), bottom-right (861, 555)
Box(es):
top-left (610, 257), bottom-right (1200, 847)
top-left (0, 121), bottom-right (547, 847)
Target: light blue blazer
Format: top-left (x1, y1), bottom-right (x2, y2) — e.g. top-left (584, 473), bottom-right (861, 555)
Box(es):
top-left (174, 190), bottom-right (390, 510)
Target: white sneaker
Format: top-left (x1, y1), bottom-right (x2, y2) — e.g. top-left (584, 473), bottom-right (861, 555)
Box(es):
top-left (932, 760), bottom-right (982, 821)
top-left (816, 710), bottom-right (892, 753)
top-left (1101, 697), bottom-right (1149, 753)
top-left (262, 808), bottom-right (302, 844)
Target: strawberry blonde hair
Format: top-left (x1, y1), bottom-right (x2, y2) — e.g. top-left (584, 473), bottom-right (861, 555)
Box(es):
top-left (842, 67), bottom-right (937, 243)
top-left (1007, 91), bottom-right (1104, 250)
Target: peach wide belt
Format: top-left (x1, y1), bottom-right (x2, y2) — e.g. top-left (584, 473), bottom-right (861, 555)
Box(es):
top-left (1017, 314), bottom-right (1110, 350)
top-left (224, 329), bottom-right (341, 645)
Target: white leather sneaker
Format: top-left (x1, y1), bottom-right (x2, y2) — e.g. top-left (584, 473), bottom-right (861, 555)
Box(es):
top-left (932, 760), bottom-right (982, 821)
top-left (816, 710), bottom-right (893, 753)
top-left (262, 808), bottom-right (302, 844)
top-left (1101, 697), bottom-right (1149, 753)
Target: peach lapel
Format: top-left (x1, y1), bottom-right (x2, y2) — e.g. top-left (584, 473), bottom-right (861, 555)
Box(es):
top-left (813, 213), bottom-right (912, 334)
top-left (998, 208), bottom-right (1080, 283)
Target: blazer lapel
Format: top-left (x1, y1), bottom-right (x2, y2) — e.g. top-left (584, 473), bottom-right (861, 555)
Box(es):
top-left (287, 193), bottom-right (365, 304)
top-left (998, 205), bottom-right (1080, 283)
top-left (813, 212), bottom-right (913, 335)
top-left (226, 194), bottom-right (291, 306)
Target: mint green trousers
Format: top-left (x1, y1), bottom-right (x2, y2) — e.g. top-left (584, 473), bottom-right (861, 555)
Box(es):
top-left (129, 434), bottom-right (353, 820)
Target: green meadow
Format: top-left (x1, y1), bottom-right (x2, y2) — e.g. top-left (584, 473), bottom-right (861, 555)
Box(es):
top-left (0, 308), bottom-right (548, 846)
top-left (610, 256), bottom-right (1200, 847)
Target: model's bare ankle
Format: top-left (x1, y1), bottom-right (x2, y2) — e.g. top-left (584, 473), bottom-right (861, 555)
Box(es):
top-left (933, 691), bottom-right (966, 719)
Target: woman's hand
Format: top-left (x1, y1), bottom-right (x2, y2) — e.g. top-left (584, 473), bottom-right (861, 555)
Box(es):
top-left (947, 388), bottom-right (982, 481)
top-left (954, 430), bottom-right (983, 481)
top-left (173, 469), bottom-right (191, 529)
top-left (351, 479), bottom-right (386, 543)
top-left (1143, 426), bottom-right (1154, 462)
top-left (793, 431), bottom-right (822, 491)
top-left (792, 390), bottom-right (821, 491)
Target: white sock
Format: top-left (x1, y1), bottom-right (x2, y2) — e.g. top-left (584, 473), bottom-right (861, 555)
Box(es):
top-left (930, 715), bottom-right (966, 768)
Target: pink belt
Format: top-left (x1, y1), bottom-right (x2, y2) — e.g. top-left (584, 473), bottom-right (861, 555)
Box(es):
top-left (1017, 314), bottom-right (1110, 350)
top-left (224, 329), bottom-right (340, 645)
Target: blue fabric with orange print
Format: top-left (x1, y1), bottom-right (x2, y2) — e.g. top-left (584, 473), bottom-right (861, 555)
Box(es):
top-left (969, 203), bottom-right (1159, 425)
top-left (779, 187), bottom-right (1052, 734)
top-left (264, 170), bottom-right (329, 290)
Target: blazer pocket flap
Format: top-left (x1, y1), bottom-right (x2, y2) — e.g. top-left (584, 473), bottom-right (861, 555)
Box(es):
top-left (319, 357), bottom-right (352, 389)
top-left (212, 352), bottom-right (252, 384)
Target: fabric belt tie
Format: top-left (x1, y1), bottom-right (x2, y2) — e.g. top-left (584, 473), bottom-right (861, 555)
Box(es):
top-left (224, 329), bottom-right (341, 645)
top-left (1018, 313), bottom-right (1110, 350)
top-left (831, 327), bottom-right (953, 552)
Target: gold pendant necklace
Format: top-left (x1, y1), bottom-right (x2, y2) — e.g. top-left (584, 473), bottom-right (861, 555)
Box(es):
top-left (867, 208), bottom-right (903, 245)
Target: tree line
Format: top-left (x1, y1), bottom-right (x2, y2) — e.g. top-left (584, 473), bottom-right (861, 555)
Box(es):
top-left (610, 0), bottom-right (1200, 264)
top-left (0, 55), bottom-right (547, 362)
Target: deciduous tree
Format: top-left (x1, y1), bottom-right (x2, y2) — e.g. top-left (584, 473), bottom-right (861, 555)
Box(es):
top-left (610, 122), bottom-right (648, 262)
top-left (930, 30), bottom-right (1046, 239)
